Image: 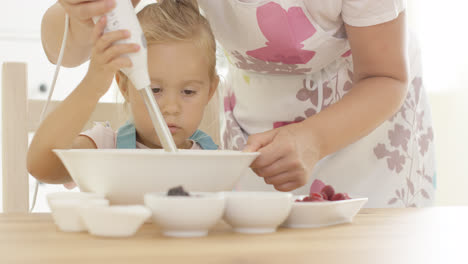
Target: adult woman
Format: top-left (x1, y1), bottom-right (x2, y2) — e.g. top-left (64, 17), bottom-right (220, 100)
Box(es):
top-left (41, 0), bottom-right (435, 207)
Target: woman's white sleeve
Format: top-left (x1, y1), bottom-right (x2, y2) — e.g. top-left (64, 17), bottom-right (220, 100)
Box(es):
top-left (342, 0), bottom-right (406, 27)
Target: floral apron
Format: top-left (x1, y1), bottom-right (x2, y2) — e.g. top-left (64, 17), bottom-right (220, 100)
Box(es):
top-left (200, 0), bottom-right (436, 207)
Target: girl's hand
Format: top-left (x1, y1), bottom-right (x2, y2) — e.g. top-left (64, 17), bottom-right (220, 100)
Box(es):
top-left (243, 123), bottom-right (321, 192)
top-left (84, 16), bottom-right (140, 96)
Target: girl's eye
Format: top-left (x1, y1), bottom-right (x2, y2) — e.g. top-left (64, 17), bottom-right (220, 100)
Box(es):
top-left (151, 87), bottom-right (161, 94)
top-left (183, 89), bottom-right (196, 96)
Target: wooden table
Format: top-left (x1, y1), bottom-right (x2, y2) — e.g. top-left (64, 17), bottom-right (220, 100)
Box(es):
top-left (1, 208), bottom-right (466, 264)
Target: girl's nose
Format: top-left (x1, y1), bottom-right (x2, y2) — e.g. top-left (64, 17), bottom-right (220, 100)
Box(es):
top-left (159, 92), bottom-right (181, 116)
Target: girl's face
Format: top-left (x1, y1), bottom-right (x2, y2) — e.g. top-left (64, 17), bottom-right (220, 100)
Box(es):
top-left (122, 41), bottom-right (218, 149)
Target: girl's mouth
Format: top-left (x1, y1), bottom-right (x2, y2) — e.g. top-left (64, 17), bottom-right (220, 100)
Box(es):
top-left (167, 125), bottom-right (180, 134)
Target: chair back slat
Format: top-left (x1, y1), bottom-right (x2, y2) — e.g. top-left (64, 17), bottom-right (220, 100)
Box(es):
top-left (2, 62), bottom-right (29, 213)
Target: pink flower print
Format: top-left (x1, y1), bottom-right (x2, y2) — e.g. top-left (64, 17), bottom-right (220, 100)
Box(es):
top-left (374, 143), bottom-right (390, 159)
top-left (333, 24), bottom-right (347, 39)
top-left (296, 79), bottom-right (333, 118)
top-left (420, 189), bottom-right (430, 199)
top-left (297, 80), bottom-right (315, 100)
top-left (396, 105), bottom-right (407, 122)
top-left (273, 121), bottom-right (297, 129)
top-left (273, 117), bottom-right (305, 129)
top-left (223, 112), bottom-right (247, 150)
top-left (322, 81), bottom-right (334, 100)
top-left (406, 178), bottom-right (415, 195)
top-left (341, 50), bottom-right (352, 58)
top-left (388, 124), bottom-right (411, 152)
top-left (416, 111), bottom-right (425, 131)
top-left (418, 127), bottom-right (434, 155)
top-left (373, 143), bottom-right (406, 174)
top-left (231, 50), bottom-right (312, 75)
top-left (296, 79), bottom-right (333, 106)
top-left (412, 77), bottom-right (422, 106)
top-left (375, 75), bottom-right (435, 207)
top-left (304, 108), bottom-right (316, 117)
top-left (388, 150), bottom-right (406, 173)
top-left (343, 70), bottom-right (354, 92)
top-left (417, 167), bottom-right (434, 185)
top-left (388, 197), bottom-right (398, 205)
top-left (246, 2), bottom-right (317, 64)
top-left (224, 90), bottom-right (236, 113)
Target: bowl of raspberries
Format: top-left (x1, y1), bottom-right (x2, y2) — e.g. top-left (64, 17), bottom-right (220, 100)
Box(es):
top-left (282, 180), bottom-right (368, 228)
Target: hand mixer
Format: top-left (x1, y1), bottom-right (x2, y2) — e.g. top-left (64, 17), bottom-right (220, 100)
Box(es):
top-left (92, 0), bottom-right (178, 152)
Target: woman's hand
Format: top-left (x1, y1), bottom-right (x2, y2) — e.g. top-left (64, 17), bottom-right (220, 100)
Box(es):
top-left (84, 16), bottom-right (140, 96)
top-left (243, 123), bottom-right (321, 192)
top-left (58, 0), bottom-right (141, 26)
top-left (41, 0), bottom-right (140, 66)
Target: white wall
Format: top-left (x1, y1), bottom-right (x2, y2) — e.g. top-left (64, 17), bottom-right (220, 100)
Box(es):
top-left (408, 0), bottom-right (468, 205)
top-left (0, 0), bottom-right (118, 100)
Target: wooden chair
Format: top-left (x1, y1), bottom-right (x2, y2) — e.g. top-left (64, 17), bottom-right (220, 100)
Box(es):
top-left (1, 62), bottom-right (221, 213)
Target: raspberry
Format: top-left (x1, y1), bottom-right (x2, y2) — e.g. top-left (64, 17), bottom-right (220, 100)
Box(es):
top-left (308, 180), bottom-right (352, 202)
top-left (308, 193), bottom-right (326, 202)
top-left (311, 196), bottom-right (325, 202)
top-left (321, 185), bottom-right (335, 201)
top-left (331, 193), bottom-right (347, 201)
top-left (296, 195), bottom-right (326, 202)
top-left (320, 192), bottom-right (328, 200)
top-left (310, 192), bottom-right (322, 199)
top-left (310, 179), bottom-right (326, 194)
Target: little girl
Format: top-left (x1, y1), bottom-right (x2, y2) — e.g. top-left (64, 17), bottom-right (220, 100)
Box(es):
top-left (27, 1), bottom-right (219, 186)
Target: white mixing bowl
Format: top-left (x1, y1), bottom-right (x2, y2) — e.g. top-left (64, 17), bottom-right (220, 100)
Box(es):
top-left (53, 149), bottom-right (259, 204)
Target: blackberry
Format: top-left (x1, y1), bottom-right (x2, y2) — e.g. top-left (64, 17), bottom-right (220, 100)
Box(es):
top-left (167, 186), bottom-right (190, 196)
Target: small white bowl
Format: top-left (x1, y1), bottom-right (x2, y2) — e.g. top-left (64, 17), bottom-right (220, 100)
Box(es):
top-left (223, 192), bottom-right (293, 234)
top-left (46, 191), bottom-right (105, 206)
top-left (79, 205), bottom-right (151, 237)
top-left (144, 192), bottom-right (225, 237)
top-left (48, 198), bottom-right (109, 232)
top-left (281, 195), bottom-right (368, 228)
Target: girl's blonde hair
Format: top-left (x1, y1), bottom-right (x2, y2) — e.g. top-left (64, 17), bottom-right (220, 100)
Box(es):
top-left (117, 0), bottom-right (217, 92)
top-left (116, 1), bottom-right (222, 145)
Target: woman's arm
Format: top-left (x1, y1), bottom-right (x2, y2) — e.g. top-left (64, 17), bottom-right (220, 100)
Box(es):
top-left (306, 11), bottom-right (409, 160)
top-left (41, 1), bottom-right (99, 67)
top-left (245, 12), bottom-right (409, 192)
